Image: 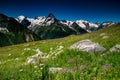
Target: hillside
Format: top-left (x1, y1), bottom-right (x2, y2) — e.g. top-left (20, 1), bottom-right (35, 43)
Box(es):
top-left (0, 23), bottom-right (120, 80)
top-left (0, 13), bottom-right (40, 47)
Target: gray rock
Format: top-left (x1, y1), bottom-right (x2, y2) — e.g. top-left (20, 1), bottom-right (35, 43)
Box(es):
top-left (70, 39), bottom-right (106, 53)
top-left (110, 44), bottom-right (120, 52)
top-left (49, 67), bottom-right (63, 73)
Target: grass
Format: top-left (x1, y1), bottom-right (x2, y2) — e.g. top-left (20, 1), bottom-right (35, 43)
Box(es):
top-left (0, 24), bottom-right (120, 80)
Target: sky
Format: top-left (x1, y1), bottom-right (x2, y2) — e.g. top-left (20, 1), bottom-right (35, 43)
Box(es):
top-left (0, 0), bottom-right (120, 22)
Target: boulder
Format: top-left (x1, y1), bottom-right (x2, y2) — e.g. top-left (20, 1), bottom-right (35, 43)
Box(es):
top-left (70, 39), bottom-right (106, 53)
top-left (110, 44), bottom-right (120, 52)
top-left (26, 48), bottom-right (45, 64)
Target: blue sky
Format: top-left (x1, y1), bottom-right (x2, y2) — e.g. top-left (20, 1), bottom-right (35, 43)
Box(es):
top-left (0, 0), bottom-right (120, 22)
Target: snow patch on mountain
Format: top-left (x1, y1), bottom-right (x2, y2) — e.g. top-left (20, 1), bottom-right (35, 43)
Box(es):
top-left (60, 20), bottom-right (73, 26)
top-left (75, 20), bottom-right (87, 28)
top-left (16, 15), bottom-right (25, 23)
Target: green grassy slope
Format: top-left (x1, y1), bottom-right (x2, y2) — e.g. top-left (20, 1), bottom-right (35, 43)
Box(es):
top-left (0, 23), bottom-right (120, 80)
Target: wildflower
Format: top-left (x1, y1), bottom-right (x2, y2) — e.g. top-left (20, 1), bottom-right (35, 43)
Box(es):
top-left (68, 59), bottom-right (74, 64)
top-left (27, 57), bottom-right (36, 64)
top-left (36, 48), bottom-right (44, 58)
top-left (19, 69), bottom-right (23, 72)
top-left (40, 67), bottom-right (43, 70)
top-left (100, 33), bottom-right (106, 36)
top-left (34, 65), bottom-right (38, 68)
top-left (50, 48), bottom-right (53, 51)
top-left (39, 64), bottom-right (44, 67)
top-left (57, 46), bottom-right (64, 50)
top-left (21, 52), bottom-right (24, 55)
top-left (54, 50), bottom-right (63, 56)
top-left (15, 58), bottom-right (19, 60)
top-left (24, 48), bottom-right (31, 50)
top-left (102, 64), bottom-right (112, 72)
top-left (8, 54), bottom-right (12, 56)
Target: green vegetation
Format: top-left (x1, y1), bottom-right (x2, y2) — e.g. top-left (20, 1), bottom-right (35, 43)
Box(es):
top-left (0, 24), bottom-right (120, 80)
top-left (34, 24), bottom-right (76, 39)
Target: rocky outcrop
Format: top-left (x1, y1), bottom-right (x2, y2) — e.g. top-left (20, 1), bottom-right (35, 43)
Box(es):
top-left (110, 44), bottom-right (120, 52)
top-left (70, 39), bottom-right (106, 53)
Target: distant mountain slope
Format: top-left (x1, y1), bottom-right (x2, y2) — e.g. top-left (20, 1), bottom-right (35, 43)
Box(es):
top-left (0, 13), bottom-right (40, 47)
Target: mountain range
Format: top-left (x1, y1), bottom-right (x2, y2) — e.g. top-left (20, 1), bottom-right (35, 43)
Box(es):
top-left (0, 13), bottom-right (117, 47)
top-left (16, 13), bottom-right (115, 39)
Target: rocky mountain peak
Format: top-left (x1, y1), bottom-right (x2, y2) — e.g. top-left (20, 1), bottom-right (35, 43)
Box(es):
top-left (47, 13), bottom-right (56, 19)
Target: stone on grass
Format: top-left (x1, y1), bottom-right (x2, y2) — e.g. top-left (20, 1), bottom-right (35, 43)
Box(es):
top-left (110, 44), bottom-right (120, 52)
top-left (49, 67), bottom-right (63, 73)
top-left (70, 39), bottom-right (106, 53)
top-left (26, 49), bottom-right (45, 64)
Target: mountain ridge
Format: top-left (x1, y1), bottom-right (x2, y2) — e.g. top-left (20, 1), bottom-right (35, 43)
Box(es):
top-left (16, 13), bottom-right (116, 39)
top-left (16, 13), bottom-right (116, 31)
top-left (0, 13), bottom-right (118, 47)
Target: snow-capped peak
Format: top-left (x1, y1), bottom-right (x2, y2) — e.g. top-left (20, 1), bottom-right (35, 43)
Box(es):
top-left (16, 14), bottom-right (115, 32)
top-left (34, 16), bottom-right (46, 20)
top-left (44, 13), bottom-right (57, 25)
top-left (75, 20), bottom-right (88, 28)
top-left (60, 20), bottom-right (73, 26)
top-left (47, 13), bottom-right (56, 19)
top-left (74, 20), bottom-right (99, 31)
top-left (16, 15), bottom-right (26, 23)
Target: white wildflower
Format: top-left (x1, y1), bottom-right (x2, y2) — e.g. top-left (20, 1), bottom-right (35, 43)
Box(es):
top-left (58, 46), bottom-right (64, 50)
top-left (19, 69), bottom-right (23, 72)
top-left (34, 65), bottom-right (38, 68)
top-left (36, 48), bottom-right (44, 57)
top-left (8, 54), bottom-right (12, 56)
top-left (21, 52), bottom-right (24, 55)
top-left (32, 49), bottom-right (36, 51)
top-left (24, 48), bottom-right (31, 50)
top-left (39, 64), bottom-right (44, 66)
top-left (15, 58), bottom-right (19, 60)
top-left (50, 48), bottom-right (53, 51)
top-left (42, 54), bottom-right (50, 59)
top-left (40, 67), bottom-right (43, 70)
top-left (55, 50), bottom-right (63, 56)
top-left (27, 57), bottom-right (36, 64)
top-left (100, 33), bottom-right (106, 36)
